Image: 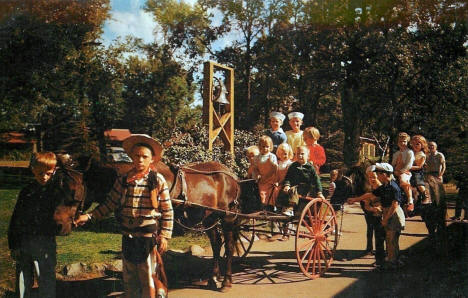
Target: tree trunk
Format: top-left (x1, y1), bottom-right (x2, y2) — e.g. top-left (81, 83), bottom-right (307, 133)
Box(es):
top-left (341, 86), bottom-right (362, 167)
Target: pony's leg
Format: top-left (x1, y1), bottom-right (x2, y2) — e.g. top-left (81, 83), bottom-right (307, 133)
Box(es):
top-left (220, 220), bottom-right (234, 292)
top-left (204, 215), bottom-right (221, 290)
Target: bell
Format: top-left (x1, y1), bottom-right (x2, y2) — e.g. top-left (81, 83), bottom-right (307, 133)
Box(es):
top-left (213, 80), bottom-right (230, 105)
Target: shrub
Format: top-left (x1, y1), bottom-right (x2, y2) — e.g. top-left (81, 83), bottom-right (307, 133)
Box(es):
top-left (161, 125), bottom-right (260, 177)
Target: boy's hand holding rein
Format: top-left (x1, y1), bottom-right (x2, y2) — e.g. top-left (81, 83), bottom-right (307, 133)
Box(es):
top-left (74, 214), bottom-right (91, 226)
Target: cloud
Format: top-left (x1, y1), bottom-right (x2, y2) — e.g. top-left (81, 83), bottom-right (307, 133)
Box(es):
top-left (101, 7), bottom-right (158, 45)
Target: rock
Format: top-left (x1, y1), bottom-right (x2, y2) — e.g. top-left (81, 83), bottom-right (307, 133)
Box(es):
top-left (108, 260), bottom-right (123, 272)
top-left (89, 262), bottom-right (108, 274)
top-left (62, 262), bottom-right (87, 277)
top-left (189, 245), bottom-right (205, 256)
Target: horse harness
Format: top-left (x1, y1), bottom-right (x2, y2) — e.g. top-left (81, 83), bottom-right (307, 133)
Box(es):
top-left (168, 165), bottom-right (241, 232)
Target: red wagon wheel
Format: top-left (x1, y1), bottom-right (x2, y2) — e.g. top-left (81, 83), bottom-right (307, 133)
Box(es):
top-left (220, 218), bottom-right (256, 261)
top-left (295, 198), bottom-right (338, 279)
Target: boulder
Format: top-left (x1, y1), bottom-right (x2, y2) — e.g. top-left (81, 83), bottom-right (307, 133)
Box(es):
top-left (189, 245), bottom-right (205, 256)
top-left (62, 262), bottom-right (87, 277)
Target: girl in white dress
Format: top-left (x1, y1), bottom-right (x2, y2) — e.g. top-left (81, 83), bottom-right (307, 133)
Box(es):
top-left (274, 143), bottom-right (294, 240)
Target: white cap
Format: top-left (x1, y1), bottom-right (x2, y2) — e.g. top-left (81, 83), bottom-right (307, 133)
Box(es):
top-left (269, 112), bottom-right (285, 122)
top-left (374, 163), bottom-right (393, 173)
top-left (288, 112), bottom-right (304, 120)
top-left (366, 165), bottom-right (376, 173)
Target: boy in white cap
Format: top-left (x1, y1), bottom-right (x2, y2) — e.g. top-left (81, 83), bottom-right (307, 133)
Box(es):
top-left (264, 111), bottom-right (287, 153)
top-left (285, 112), bottom-right (305, 157)
top-left (348, 163), bottom-right (405, 270)
top-left (76, 134), bottom-right (173, 298)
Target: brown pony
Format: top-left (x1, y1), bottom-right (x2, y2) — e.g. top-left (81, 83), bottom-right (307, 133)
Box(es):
top-left (156, 161), bottom-right (244, 292)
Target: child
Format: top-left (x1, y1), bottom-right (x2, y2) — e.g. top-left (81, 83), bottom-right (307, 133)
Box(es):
top-left (285, 112), bottom-right (305, 157)
top-left (392, 132), bottom-right (415, 212)
top-left (8, 152), bottom-right (58, 298)
top-left (265, 111), bottom-right (287, 153)
top-left (303, 127), bottom-right (326, 174)
top-left (327, 169), bottom-right (339, 200)
top-left (363, 166), bottom-right (385, 267)
top-left (348, 163), bottom-right (405, 270)
top-left (76, 134), bottom-right (173, 297)
top-left (252, 136), bottom-right (278, 207)
top-left (273, 143), bottom-right (294, 240)
top-left (245, 145), bottom-right (260, 179)
top-left (410, 135), bottom-right (429, 205)
top-left (282, 146), bottom-right (324, 215)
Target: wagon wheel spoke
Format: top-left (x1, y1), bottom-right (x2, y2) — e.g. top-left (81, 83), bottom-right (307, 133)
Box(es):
top-left (313, 202), bottom-right (319, 230)
top-left (301, 218), bottom-right (314, 235)
top-left (301, 241), bottom-right (315, 264)
top-left (304, 242), bottom-right (315, 274)
top-left (220, 219), bottom-right (255, 262)
top-left (320, 242), bottom-right (333, 268)
top-left (298, 237), bottom-right (316, 252)
top-left (297, 231), bottom-right (315, 240)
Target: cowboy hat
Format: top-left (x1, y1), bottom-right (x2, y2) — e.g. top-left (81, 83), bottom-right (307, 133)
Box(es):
top-left (122, 134), bottom-right (163, 162)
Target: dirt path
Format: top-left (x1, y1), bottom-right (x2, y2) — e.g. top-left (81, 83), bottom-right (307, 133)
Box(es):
top-left (49, 203), bottom-right (467, 298)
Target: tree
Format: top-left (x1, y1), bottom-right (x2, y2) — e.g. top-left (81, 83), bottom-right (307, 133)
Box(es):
top-left (120, 42), bottom-right (195, 140)
top-left (0, 0), bottom-right (114, 154)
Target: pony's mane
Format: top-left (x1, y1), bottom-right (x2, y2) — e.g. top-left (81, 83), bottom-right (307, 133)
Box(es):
top-left (348, 166), bottom-right (371, 196)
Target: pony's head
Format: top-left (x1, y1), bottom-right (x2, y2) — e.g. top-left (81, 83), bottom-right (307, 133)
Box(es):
top-left (49, 168), bottom-right (86, 235)
top-left (347, 166), bottom-right (371, 197)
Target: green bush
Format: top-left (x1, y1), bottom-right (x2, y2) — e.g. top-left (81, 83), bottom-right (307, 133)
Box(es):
top-left (161, 125), bottom-right (260, 177)
top-left (0, 149), bottom-right (31, 161)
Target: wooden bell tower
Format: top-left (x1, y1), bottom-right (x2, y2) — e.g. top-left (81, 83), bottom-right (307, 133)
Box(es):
top-left (202, 61), bottom-right (234, 155)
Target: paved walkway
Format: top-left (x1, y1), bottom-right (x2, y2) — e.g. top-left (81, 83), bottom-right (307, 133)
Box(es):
top-left (168, 203), bottom-right (467, 298)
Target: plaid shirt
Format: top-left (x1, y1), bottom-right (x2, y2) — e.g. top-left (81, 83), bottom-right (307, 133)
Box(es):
top-left (92, 171), bottom-right (173, 239)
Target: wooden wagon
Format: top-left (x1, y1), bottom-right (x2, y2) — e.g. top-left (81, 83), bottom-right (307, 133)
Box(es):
top-left (171, 178), bottom-right (340, 280)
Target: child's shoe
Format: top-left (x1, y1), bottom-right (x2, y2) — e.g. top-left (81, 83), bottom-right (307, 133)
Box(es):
top-left (282, 207), bottom-right (294, 217)
top-left (406, 203), bottom-right (414, 212)
top-left (268, 234), bottom-right (283, 241)
top-left (279, 235), bottom-right (290, 241)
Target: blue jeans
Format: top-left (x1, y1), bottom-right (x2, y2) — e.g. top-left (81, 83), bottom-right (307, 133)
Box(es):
top-left (15, 236), bottom-right (56, 298)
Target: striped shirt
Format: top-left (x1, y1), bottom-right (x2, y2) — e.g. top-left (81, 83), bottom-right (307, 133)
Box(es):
top-left (91, 171), bottom-right (173, 239)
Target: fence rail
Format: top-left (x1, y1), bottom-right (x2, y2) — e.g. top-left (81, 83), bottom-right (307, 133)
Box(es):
top-left (0, 160), bottom-right (29, 168)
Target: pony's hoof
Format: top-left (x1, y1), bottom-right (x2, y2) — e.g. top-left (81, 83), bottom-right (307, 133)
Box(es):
top-left (220, 285), bottom-right (232, 293)
top-left (207, 277), bottom-right (219, 290)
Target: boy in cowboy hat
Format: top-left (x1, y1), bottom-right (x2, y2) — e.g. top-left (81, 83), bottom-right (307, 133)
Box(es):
top-left (76, 134), bottom-right (173, 298)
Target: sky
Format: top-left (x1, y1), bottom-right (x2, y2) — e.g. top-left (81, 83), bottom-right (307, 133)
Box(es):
top-left (101, 0), bottom-right (197, 46)
top-left (101, 0), bottom-right (239, 106)
top-left (101, 0), bottom-right (239, 50)
top-left (101, 0), bottom-right (159, 46)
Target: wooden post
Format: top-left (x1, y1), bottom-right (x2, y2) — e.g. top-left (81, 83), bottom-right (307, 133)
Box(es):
top-left (202, 61), bottom-right (235, 155)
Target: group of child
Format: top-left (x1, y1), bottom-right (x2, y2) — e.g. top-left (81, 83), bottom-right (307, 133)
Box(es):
top-left (346, 132), bottom-right (450, 271)
top-left (9, 112), bottom-right (457, 296)
top-left (245, 111), bottom-right (326, 240)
